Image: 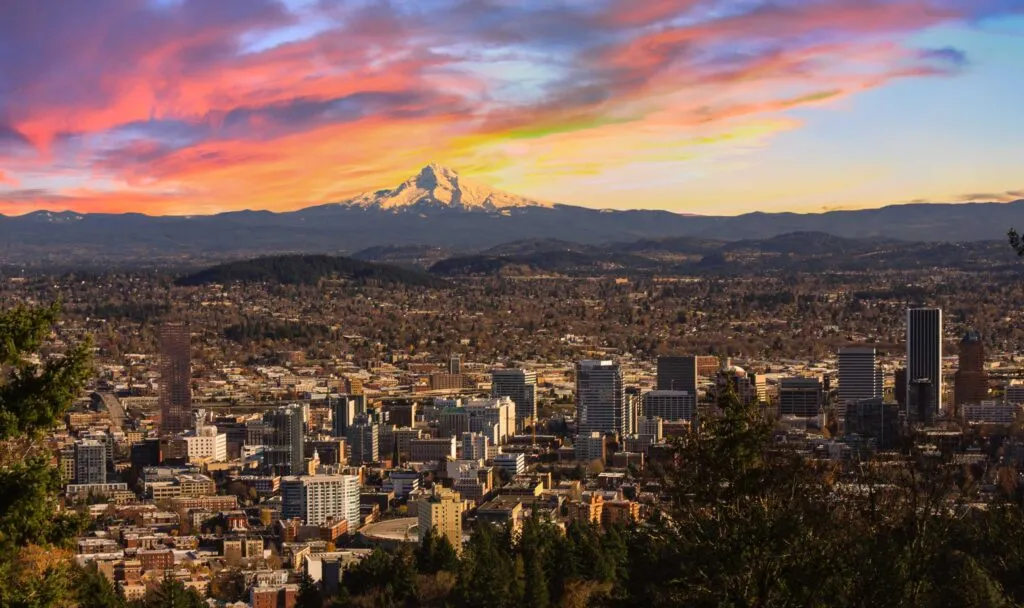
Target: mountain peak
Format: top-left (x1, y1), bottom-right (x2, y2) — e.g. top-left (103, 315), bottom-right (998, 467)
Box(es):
top-left (338, 164), bottom-right (552, 212)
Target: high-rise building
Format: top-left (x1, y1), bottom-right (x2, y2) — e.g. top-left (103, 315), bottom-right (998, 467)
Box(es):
top-left (330, 395), bottom-right (361, 437)
top-left (642, 390), bottom-right (697, 422)
top-left (907, 308), bottom-right (943, 417)
top-left (74, 439), bottom-right (107, 484)
top-left (575, 360), bottom-right (625, 436)
top-left (954, 330), bottom-right (989, 408)
top-left (281, 475), bottom-right (360, 530)
top-left (656, 356), bottom-right (698, 392)
top-left (461, 432), bottom-right (490, 461)
top-left (838, 347), bottom-right (883, 405)
top-left (417, 488), bottom-right (462, 552)
top-left (716, 364), bottom-right (764, 406)
top-left (449, 354), bottom-right (462, 375)
top-left (346, 415), bottom-right (379, 465)
top-left (183, 413), bottom-right (228, 463)
top-left (491, 368), bottom-right (538, 427)
top-left (263, 405), bottom-right (304, 475)
top-left (158, 323), bottom-right (192, 435)
top-left (778, 377), bottom-right (824, 418)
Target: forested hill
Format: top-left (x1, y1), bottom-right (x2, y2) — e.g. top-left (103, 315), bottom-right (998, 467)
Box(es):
top-left (174, 254), bottom-right (445, 287)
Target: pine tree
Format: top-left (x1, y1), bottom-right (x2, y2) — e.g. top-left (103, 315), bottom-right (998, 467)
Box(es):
top-left (0, 304), bottom-right (92, 608)
top-left (296, 572), bottom-right (322, 608)
top-left (142, 575), bottom-right (206, 608)
top-left (74, 562), bottom-right (125, 608)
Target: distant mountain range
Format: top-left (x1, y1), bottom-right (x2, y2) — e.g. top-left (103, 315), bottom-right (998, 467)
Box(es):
top-left (2, 164), bottom-right (1022, 265)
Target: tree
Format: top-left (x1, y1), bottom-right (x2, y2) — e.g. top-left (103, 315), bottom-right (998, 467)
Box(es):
top-left (415, 529), bottom-right (459, 575)
top-left (74, 562), bottom-right (125, 608)
top-left (141, 575), bottom-right (206, 608)
top-left (0, 304), bottom-right (91, 608)
top-left (296, 572), bottom-right (322, 608)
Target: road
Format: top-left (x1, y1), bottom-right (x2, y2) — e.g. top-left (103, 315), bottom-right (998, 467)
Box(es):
top-left (95, 392), bottom-right (127, 430)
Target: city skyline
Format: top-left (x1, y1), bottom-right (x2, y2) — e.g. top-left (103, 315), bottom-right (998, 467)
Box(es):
top-left (1, 1), bottom-right (1022, 217)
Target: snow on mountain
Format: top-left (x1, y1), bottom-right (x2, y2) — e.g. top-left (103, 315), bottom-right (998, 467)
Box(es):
top-left (337, 163), bottom-right (552, 212)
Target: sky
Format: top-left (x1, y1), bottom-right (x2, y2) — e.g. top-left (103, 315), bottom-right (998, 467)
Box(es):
top-left (0, 0), bottom-right (1022, 216)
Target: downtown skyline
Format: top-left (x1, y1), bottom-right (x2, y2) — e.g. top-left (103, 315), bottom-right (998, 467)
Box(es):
top-left (1, 0), bottom-right (1023, 217)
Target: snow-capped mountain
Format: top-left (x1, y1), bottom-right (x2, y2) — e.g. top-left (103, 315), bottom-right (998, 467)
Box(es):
top-left (336, 163), bottom-right (553, 212)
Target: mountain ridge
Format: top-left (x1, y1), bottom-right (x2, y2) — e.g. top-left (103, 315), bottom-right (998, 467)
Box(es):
top-left (2, 164), bottom-right (1022, 264)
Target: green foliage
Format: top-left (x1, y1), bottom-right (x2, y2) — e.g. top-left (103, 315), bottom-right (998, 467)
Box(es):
top-left (296, 572), bottom-right (323, 608)
top-left (342, 546), bottom-right (418, 606)
top-left (73, 562), bottom-right (125, 608)
top-left (0, 303), bottom-right (91, 608)
top-left (415, 529), bottom-right (459, 574)
top-left (0, 303), bottom-right (92, 440)
top-left (138, 576), bottom-right (206, 608)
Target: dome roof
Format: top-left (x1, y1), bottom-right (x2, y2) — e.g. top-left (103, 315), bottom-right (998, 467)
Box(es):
top-left (722, 364), bottom-right (746, 376)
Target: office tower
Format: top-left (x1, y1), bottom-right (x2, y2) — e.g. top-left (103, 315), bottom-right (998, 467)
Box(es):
top-left (575, 360), bottom-right (625, 435)
top-left (716, 364), bottom-right (764, 406)
top-left (158, 323), bottom-right (192, 435)
top-left (838, 347), bottom-right (883, 405)
top-left (778, 377), bottom-right (824, 418)
top-left (657, 356), bottom-right (698, 392)
top-left (908, 379), bottom-right (936, 424)
top-left (624, 387), bottom-right (641, 436)
top-left (281, 475), bottom-right (360, 530)
top-left (417, 488), bottom-right (462, 552)
top-left (449, 354), bottom-right (462, 375)
top-left (346, 415), bottom-right (379, 465)
top-left (263, 405), bottom-right (304, 475)
top-left (642, 390), bottom-right (697, 422)
top-left (461, 432), bottom-right (490, 461)
top-left (906, 308), bottom-right (943, 416)
top-left (845, 398), bottom-right (900, 450)
top-left (491, 368), bottom-right (538, 426)
top-left (74, 439), bottom-right (107, 484)
top-left (894, 368), bottom-right (908, 408)
top-left (330, 395), bottom-right (360, 437)
top-left (954, 330), bottom-right (989, 408)
top-left (575, 431), bottom-right (606, 464)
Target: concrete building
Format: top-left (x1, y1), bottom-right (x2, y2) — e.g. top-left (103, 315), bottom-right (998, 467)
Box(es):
top-left (382, 470), bottom-right (421, 499)
top-left (183, 414), bottom-right (227, 463)
top-left (962, 401), bottom-right (1015, 425)
top-left (461, 432), bottom-right (491, 461)
top-left (158, 323), bottom-right (192, 435)
top-left (74, 439), bottom-right (107, 484)
top-left (281, 475), bottom-right (360, 530)
top-left (716, 364), bottom-right (765, 406)
top-left (491, 368), bottom-right (538, 427)
top-left (907, 307), bottom-right (943, 418)
top-left (417, 488), bottom-right (462, 552)
top-left (409, 437), bottom-right (457, 463)
top-left (575, 431), bottom-right (606, 465)
top-left (838, 347), bottom-right (883, 405)
top-left (493, 452), bottom-right (525, 477)
top-left (656, 356), bottom-right (698, 392)
top-left (642, 390), bottom-right (697, 422)
top-left (575, 360), bottom-right (625, 436)
top-left (778, 377), bottom-right (824, 418)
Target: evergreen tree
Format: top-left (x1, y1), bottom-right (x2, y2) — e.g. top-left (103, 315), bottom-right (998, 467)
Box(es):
top-left (142, 576), bottom-right (206, 608)
top-left (296, 572), bottom-right (323, 608)
top-left (74, 562), bottom-right (125, 608)
top-left (0, 304), bottom-right (91, 608)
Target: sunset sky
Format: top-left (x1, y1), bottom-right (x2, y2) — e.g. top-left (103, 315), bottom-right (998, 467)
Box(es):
top-left (1, 0), bottom-right (1022, 216)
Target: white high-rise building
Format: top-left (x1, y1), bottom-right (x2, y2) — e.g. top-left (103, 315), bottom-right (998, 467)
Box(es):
top-left (281, 475), bottom-right (360, 530)
top-left (575, 360), bottom-right (625, 436)
top-left (907, 307), bottom-right (943, 419)
top-left (838, 347), bottom-right (883, 405)
top-left (184, 413), bottom-right (227, 462)
top-left (491, 368), bottom-right (538, 427)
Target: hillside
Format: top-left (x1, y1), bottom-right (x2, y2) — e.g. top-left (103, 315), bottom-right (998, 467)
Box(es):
top-left (174, 254), bottom-right (445, 287)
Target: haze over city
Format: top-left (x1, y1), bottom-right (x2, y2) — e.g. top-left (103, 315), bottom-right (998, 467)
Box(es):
top-left (1, 0), bottom-right (1023, 216)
